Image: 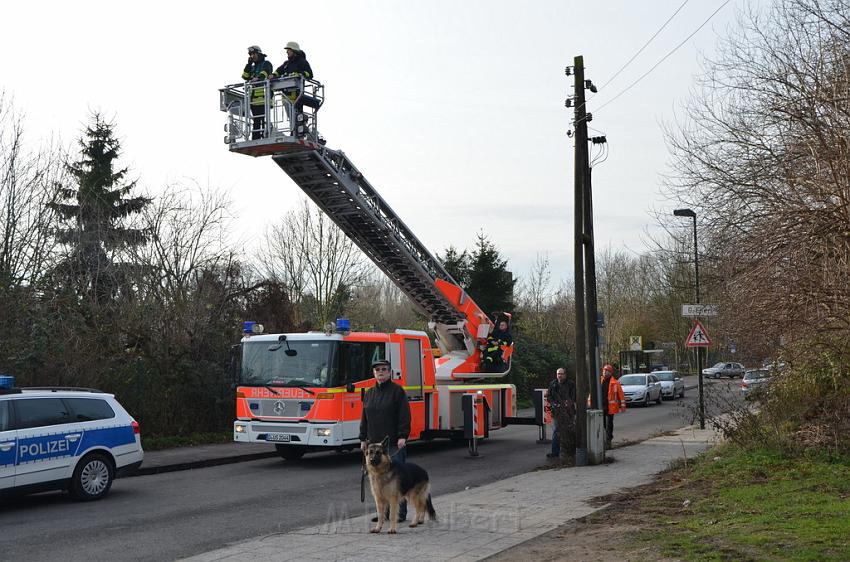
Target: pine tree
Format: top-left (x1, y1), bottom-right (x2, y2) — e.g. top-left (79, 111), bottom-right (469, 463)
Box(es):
top-left (50, 113), bottom-right (150, 301)
top-left (439, 245), bottom-right (471, 287)
top-left (439, 233), bottom-right (515, 315)
top-left (466, 233), bottom-right (515, 314)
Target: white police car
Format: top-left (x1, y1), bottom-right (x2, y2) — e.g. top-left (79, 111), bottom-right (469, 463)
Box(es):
top-left (0, 379), bottom-right (143, 501)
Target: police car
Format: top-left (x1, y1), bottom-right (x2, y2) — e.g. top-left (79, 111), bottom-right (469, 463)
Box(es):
top-left (0, 378), bottom-right (144, 501)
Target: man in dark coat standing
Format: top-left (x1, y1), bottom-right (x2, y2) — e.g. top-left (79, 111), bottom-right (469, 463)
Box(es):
top-left (547, 367), bottom-right (576, 458)
top-left (360, 358), bottom-right (411, 522)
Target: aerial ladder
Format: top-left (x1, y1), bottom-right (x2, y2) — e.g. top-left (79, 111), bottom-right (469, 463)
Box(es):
top-left (220, 77), bottom-right (535, 459)
top-left (220, 76), bottom-right (512, 378)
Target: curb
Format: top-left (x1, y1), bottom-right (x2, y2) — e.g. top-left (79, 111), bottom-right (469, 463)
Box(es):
top-left (130, 451), bottom-right (279, 477)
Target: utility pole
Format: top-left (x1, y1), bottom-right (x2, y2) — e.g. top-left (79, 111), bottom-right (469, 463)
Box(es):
top-left (584, 165), bottom-right (602, 411)
top-left (572, 55), bottom-right (589, 465)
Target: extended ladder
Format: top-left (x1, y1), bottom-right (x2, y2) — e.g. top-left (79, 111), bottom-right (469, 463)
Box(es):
top-left (219, 80), bottom-right (511, 376)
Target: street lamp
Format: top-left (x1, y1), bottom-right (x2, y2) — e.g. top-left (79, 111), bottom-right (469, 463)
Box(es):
top-left (673, 208), bottom-right (705, 429)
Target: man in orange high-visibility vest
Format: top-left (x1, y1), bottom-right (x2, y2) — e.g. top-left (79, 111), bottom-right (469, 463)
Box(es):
top-left (601, 364), bottom-right (626, 449)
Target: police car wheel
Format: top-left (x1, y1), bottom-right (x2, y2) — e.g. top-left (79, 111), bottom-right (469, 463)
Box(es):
top-left (69, 453), bottom-right (114, 501)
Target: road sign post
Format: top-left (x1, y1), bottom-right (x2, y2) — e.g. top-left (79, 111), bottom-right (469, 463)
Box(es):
top-left (685, 320), bottom-right (711, 430)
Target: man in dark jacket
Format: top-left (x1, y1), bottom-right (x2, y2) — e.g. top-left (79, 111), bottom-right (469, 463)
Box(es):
top-left (546, 367), bottom-right (576, 458)
top-left (271, 41), bottom-right (314, 137)
top-left (242, 45), bottom-right (273, 139)
top-left (360, 358), bottom-right (411, 521)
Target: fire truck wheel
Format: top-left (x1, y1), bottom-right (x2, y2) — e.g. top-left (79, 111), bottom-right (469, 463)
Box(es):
top-left (276, 445), bottom-right (306, 460)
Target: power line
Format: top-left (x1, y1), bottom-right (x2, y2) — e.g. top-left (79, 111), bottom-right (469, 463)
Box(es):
top-left (597, 0), bottom-right (690, 92)
top-left (593, 0), bottom-right (732, 114)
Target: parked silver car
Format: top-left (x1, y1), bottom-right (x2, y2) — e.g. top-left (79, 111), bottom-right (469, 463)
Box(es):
top-left (741, 369), bottom-right (771, 397)
top-left (619, 374), bottom-right (663, 406)
top-left (702, 361), bottom-right (745, 379)
top-left (653, 370), bottom-right (685, 399)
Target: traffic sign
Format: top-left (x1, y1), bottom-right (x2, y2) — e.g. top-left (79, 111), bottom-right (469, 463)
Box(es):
top-left (682, 304), bottom-right (718, 317)
top-left (685, 320), bottom-right (712, 347)
top-left (629, 335), bottom-right (642, 351)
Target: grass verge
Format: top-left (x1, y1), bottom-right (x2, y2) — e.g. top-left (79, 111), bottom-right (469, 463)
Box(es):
top-left (590, 444), bottom-right (850, 561)
top-left (141, 431), bottom-right (233, 451)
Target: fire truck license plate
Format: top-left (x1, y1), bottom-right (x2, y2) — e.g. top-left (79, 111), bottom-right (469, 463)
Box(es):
top-left (266, 433), bottom-right (290, 442)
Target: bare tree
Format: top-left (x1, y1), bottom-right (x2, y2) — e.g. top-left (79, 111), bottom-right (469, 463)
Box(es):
top-left (663, 0), bottom-right (850, 357)
top-left (346, 269), bottom-right (423, 332)
top-left (256, 198), bottom-right (370, 327)
top-left (516, 254), bottom-right (554, 343)
top-left (0, 94), bottom-right (64, 291)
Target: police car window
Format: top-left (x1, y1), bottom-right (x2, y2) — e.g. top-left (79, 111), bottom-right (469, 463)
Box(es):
top-left (15, 398), bottom-right (72, 429)
top-left (0, 401), bottom-right (9, 432)
top-left (66, 398), bottom-right (115, 422)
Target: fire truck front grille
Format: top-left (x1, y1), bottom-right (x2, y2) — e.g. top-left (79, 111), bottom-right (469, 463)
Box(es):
top-left (256, 398), bottom-right (314, 417)
top-left (252, 425), bottom-right (308, 434)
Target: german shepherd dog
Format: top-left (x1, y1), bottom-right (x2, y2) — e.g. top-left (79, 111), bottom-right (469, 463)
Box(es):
top-left (365, 437), bottom-right (437, 534)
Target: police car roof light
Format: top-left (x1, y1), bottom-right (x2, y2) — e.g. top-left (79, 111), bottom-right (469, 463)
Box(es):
top-left (0, 374), bottom-right (15, 389)
top-left (335, 318), bottom-right (350, 332)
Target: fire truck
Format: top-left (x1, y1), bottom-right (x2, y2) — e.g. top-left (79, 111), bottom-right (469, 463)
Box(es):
top-left (219, 76), bottom-right (526, 459)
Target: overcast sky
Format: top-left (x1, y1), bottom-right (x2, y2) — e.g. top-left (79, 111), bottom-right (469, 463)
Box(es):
top-left (1, 0), bottom-right (744, 284)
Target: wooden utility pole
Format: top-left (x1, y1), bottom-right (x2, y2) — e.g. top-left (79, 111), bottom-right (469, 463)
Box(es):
top-left (573, 55), bottom-right (589, 464)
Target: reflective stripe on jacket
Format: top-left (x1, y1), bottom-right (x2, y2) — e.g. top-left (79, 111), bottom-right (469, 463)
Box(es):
top-left (606, 378), bottom-right (626, 414)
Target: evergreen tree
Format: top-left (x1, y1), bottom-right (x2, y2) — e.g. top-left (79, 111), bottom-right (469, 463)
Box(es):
top-left (50, 113), bottom-right (150, 301)
top-left (466, 232), bottom-right (515, 314)
top-left (439, 233), bottom-right (515, 315)
top-left (439, 245), bottom-right (470, 287)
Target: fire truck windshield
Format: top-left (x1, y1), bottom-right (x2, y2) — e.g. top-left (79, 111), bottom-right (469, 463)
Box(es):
top-left (242, 340), bottom-right (337, 387)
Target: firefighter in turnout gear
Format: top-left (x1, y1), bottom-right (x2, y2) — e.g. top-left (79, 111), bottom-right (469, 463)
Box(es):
top-left (242, 45), bottom-right (273, 139)
top-left (272, 41), bottom-right (314, 137)
top-left (481, 319), bottom-right (512, 373)
top-left (601, 364), bottom-right (626, 448)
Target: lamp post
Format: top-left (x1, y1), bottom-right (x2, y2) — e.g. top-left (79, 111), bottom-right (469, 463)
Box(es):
top-left (673, 208), bottom-right (705, 429)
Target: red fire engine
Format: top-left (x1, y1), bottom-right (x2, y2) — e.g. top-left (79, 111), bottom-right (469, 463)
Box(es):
top-left (221, 76), bottom-right (523, 459)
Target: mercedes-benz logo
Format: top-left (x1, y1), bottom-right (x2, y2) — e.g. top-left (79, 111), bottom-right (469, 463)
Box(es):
top-left (273, 401), bottom-right (286, 415)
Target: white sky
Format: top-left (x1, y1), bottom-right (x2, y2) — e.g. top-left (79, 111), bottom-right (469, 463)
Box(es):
top-left (1, 0), bottom-right (743, 284)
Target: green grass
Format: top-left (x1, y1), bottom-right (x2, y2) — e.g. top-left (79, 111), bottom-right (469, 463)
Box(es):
top-left (632, 445), bottom-right (850, 561)
top-left (141, 431), bottom-right (233, 451)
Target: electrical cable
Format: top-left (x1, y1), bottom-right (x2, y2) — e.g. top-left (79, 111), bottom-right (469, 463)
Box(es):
top-left (593, 0), bottom-right (732, 115)
top-left (597, 0), bottom-right (690, 92)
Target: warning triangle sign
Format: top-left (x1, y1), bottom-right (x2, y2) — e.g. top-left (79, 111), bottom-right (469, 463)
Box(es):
top-left (685, 320), bottom-right (712, 347)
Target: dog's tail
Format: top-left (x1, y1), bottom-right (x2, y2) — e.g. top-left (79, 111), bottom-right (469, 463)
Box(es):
top-left (426, 494), bottom-right (437, 521)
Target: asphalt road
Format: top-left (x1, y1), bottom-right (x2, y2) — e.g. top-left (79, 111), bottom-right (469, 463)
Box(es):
top-left (0, 378), bottom-right (742, 561)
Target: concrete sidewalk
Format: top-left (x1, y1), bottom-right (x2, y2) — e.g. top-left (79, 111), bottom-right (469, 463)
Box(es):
top-left (180, 423), bottom-right (720, 562)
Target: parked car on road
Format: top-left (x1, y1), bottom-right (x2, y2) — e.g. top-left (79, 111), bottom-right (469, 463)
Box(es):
top-left (0, 383), bottom-right (143, 501)
top-left (741, 369), bottom-right (771, 397)
top-left (618, 374), bottom-right (663, 406)
top-left (702, 362), bottom-right (746, 379)
top-left (653, 370), bottom-right (685, 399)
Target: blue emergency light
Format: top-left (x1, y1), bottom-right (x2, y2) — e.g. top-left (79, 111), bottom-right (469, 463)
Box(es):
top-left (0, 375), bottom-right (15, 389)
top-left (335, 318), bottom-right (350, 333)
top-left (242, 321), bottom-right (264, 335)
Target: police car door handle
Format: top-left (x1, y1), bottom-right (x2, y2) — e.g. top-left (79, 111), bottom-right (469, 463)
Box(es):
top-left (64, 433), bottom-right (82, 442)
top-left (0, 441), bottom-right (14, 451)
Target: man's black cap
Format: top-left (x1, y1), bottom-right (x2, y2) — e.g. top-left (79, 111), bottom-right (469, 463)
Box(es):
top-left (371, 359), bottom-right (390, 369)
